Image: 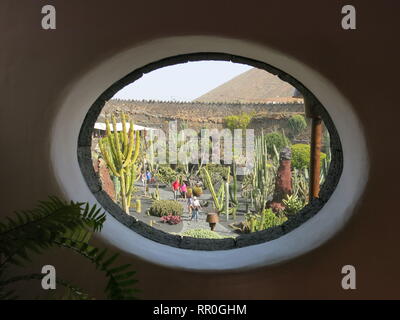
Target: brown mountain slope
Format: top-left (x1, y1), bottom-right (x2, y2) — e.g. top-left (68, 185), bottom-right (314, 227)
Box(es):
top-left (194, 67), bottom-right (298, 103)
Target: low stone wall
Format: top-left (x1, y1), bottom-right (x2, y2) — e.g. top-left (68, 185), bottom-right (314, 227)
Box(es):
top-left (103, 99), bottom-right (305, 118)
top-left (100, 99), bottom-right (306, 135)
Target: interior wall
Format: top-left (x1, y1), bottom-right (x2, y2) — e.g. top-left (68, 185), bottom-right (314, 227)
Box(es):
top-left (1, 0), bottom-right (399, 299)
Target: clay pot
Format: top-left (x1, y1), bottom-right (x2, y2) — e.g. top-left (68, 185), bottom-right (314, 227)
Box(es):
top-left (206, 213), bottom-right (219, 231)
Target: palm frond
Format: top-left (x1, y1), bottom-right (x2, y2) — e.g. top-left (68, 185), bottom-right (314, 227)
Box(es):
top-left (0, 196), bottom-right (138, 300)
top-left (0, 196), bottom-right (105, 269)
top-left (0, 273), bottom-right (92, 300)
top-left (54, 237), bottom-right (138, 300)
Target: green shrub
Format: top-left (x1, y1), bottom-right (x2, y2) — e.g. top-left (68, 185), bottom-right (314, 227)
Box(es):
top-left (156, 165), bottom-right (179, 184)
top-left (192, 186), bottom-right (203, 197)
top-left (244, 209), bottom-right (287, 233)
top-left (291, 144), bottom-right (326, 170)
top-left (180, 228), bottom-right (226, 239)
top-left (264, 132), bottom-right (288, 155)
top-left (149, 200), bottom-right (183, 217)
top-left (223, 112), bottom-right (253, 130)
top-left (282, 194), bottom-right (304, 215)
top-left (288, 114), bottom-right (307, 137)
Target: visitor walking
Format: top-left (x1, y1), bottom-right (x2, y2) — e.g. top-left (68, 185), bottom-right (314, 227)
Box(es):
top-left (191, 196), bottom-right (201, 222)
top-left (146, 169), bottom-right (152, 185)
top-left (172, 179), bottom-right (180, 200)
top-left (180, 182), bottom-right (187, 199)
top-left (187, 195), bottom-right (194, 215)
top-left (140, 171), bottom-right (146, 195)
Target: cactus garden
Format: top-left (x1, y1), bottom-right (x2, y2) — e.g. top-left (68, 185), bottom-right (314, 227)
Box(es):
top-left (90, 62), bottom-right (332, 240)
top-left (91, 109), bottom-right (331, 239)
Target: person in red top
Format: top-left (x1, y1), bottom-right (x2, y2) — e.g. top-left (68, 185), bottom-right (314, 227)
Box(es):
top-left (172, 179), bottom-right (180, 200)
top-left (180, 182), bottom-right (187, 199)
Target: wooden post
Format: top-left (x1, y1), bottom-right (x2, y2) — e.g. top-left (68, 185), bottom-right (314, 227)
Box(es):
top-left (309, 117), bottom-right (322, 199)
top-left (305, 97), bottom-right (322, 200)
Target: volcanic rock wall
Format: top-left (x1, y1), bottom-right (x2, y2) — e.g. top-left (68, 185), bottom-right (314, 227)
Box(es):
top-left (100, 99), bottom-right (306, 135)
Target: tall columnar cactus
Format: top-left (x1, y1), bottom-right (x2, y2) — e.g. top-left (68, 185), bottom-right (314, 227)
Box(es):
top-left (201, 166), bottom-right (230, 215)
top-left (135, 199), bottom-right (142, 213)
top-left (145, 129), bottom-right (159, 173)
top-left (229, 161), bottom-right (238, 219)
top-left (98, 113), bottom-right (141, 214)
top-left (251, 132), bottom-right (275, 213)
top-left (320, 148), bottom-right (331, 185)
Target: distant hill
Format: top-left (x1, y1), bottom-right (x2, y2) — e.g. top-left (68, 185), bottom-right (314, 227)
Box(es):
top-left (194, 67), bottom-right (299, 103)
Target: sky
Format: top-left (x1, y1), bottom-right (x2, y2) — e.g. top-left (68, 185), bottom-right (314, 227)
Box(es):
top-left (113, 61), bottom-right (253, 101)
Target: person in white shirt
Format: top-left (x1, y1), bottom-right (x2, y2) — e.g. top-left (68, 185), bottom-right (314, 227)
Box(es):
top-left (191, 196), bottom-right (201, 222)
top-left (187, 196), bottom-right (194, 215)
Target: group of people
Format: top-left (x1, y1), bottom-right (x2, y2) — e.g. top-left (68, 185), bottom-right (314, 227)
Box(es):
top-left (140, 171), bottom-right (202, 222)
top-left (171, 179), bottom-right (201, 222)
top-left (171, 179), bottom-right (187, 200)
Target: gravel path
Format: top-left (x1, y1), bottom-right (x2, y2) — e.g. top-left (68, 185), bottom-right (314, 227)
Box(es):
top-left (175, 198), bottom-right (238, 238)
top-left (132, 182), bottom-right (240, 238)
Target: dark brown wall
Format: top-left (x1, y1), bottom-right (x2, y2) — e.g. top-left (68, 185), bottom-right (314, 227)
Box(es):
top-left (1, 0), bottom-right (399, 299)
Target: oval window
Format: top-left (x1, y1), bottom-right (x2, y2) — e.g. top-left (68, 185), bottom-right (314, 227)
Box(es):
top-left (78, 53), bottom-right (342, 250)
